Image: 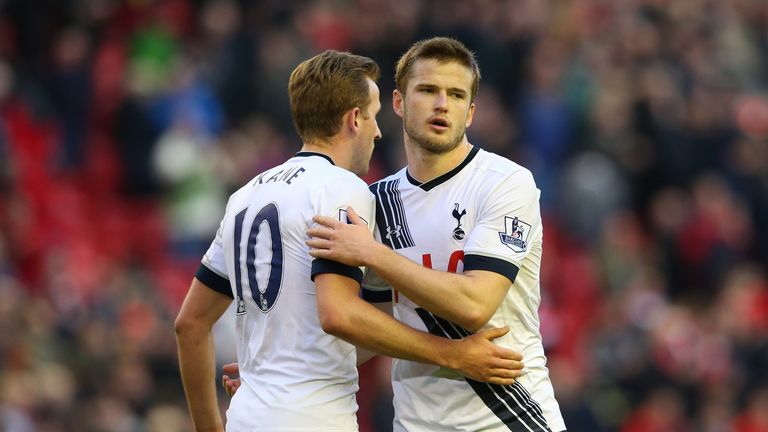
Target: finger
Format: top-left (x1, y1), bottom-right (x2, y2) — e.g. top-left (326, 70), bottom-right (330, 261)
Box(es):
top-left (306, 238), bottom-right (334, 250)
top-left (487, 368), bottom-right (525, 379)
top-left (494, 358), bottom-right (525, 371)
top-left (308, 248), bottom-right (331, 259)
top-left (222, 363), bottom-right (239, 374)
top-left (312, 215), bottom-right (340, 228)
top-left (477, 326), bottom-right (510, 340)
top-left (501, 367), bottom-right (529, 378)
top-left (495, 347), bottom-right (523, 361)
top-left (486, 376), bottom-right (518, 386)
top-left (346, 206), bottom-right (366, 226)
top-left (307, 226), bottom-right (336, 239)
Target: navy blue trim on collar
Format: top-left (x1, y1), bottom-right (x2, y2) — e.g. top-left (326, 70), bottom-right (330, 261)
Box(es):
top-left (406, 146), bottom-right (480, 191)
top-left (295, 152), bottom-right (335, 165)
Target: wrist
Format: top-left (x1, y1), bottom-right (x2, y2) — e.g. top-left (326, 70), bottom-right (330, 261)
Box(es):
top-left (363, 240), bottom-right (388, 268)
top-left (433, 338), bottom-right (458, 370)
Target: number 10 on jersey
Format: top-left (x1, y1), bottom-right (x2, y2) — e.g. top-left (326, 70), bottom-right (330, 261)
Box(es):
top-left (233, 203), bottom-right (285, 314)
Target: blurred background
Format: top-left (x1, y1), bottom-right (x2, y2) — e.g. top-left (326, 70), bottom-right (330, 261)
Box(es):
top-left (1, 0), bottom-right (768, 431)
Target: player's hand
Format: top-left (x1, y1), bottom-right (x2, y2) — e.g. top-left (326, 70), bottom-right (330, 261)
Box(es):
top-left (450, 326), bottom-right (526, 386)
top-left (221, 363), bottom-right (241, 397)
top-left (307, 206), bottom-right (375, 267)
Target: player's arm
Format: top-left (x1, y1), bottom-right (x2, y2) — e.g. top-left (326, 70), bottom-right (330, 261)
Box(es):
top-left (309, 208), bottom-right (509, 331)
top-left (175, 277), bottom-right (232, 432)
top-left (314, 272), bottom-right (523, 384)
top-left (354, 300), bottom-right (391, 365)
top-left (309, 171), bottom-right (539, 331)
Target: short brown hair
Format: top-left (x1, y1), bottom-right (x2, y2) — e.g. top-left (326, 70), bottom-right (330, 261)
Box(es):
top-left (395, 37), bottom-right (481, 101)
top-left (289, 50), bottom-right (380, 142)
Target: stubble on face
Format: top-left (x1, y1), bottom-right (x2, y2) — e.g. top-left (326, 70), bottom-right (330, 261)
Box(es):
top-left (399, 60), bottom-right (474, 155)
top-left (403, 112), bottom-right (466, 155)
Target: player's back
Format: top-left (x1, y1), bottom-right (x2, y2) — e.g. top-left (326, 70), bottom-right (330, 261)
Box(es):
top-left (206, 152), bottom-right (372, 431)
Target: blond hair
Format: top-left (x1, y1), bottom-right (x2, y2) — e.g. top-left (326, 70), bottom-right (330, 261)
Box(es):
top-left (289, 50), bottom-right (380, 142)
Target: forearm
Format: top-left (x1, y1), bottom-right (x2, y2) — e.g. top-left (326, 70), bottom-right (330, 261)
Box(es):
top-left (329, 296), bottom-right (457, 368)
top-left (364, 242), bottom-right (489, 330)
top-left (316, 274), bottom-right (458, 368)
top-left (177, 329), bottom-right (224, 432)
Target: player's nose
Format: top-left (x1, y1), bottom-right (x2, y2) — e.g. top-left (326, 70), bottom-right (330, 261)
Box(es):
top-left (435, 90), bottom-right (449, 111)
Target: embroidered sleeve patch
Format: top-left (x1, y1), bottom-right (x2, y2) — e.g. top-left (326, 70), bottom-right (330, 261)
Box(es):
top-left (338, 208), bottom-right (368, 226)
top-left (499, 216), bottom-right (531, 253)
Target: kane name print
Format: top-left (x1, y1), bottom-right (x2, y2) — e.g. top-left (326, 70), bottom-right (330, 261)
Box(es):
top-left (499, 216), bottom-right (531, 253)
top-left (254, 166), bottom-right (307, 185)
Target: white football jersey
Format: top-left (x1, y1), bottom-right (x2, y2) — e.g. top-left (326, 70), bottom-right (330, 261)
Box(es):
top-left (363, 147), bottom-right (566, 432)
top-left (197, 152), bottom-right (375, 432)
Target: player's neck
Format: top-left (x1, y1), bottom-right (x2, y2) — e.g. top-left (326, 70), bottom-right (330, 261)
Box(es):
top-left (300, 142), bottom-right (343, 168)
top-left (405, 139), bottom-right (473, 184)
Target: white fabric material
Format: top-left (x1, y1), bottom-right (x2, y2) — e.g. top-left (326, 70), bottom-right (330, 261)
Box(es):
top-left (202, 154), bottom-right (375, 431)
top-left (365, 147), bottom-right (565, 432)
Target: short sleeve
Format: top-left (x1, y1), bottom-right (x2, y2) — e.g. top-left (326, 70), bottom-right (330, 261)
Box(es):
top-left (310, 175), bottom-right (376, 284)
top-left (463, 169), bottom-right (542, 284)
top-left (360, 226), bottom-right (393, 303)
top-left (198, 217), bottom-right (234, 298)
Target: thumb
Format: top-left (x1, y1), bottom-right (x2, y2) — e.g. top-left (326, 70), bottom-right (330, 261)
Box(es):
top-left (478, 326), bottom-right (510, 340)
top-left (346, 206), bottom-right (366, 226)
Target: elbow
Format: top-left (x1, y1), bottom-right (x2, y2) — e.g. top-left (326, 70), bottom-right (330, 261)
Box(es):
top-left (318, 308), bottom-right (352, 338)
top-left (174, 315), bottom-right (190, 338)
top-left (460, 308), bottom-right (494, 332)
top-left (174, 313), bottom-right (203, 340)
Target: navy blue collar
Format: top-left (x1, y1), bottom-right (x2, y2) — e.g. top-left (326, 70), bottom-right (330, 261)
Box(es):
top-left (294, 151), bottom-right (335, 165)
top-left (406, 146), bottom-right (480, 191)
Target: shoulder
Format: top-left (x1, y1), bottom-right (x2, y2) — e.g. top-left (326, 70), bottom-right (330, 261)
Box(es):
top-left (473, 149), bottom-right (537, 192)
top-left (368, 167), bottom-right (407, 193)
top-left (301, 165), bottom-right (374, 204)
top-left (225, 181), bottom-right (252, 209)
top-left (331, 167), bottom-right (372, 194)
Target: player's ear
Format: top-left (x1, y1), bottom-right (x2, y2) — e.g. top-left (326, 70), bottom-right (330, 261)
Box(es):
top-left (465, 101), bottom-right (475, 128)
top-left (343, 107), bottom-right (361, 133)
top-left (392, 90), bottom-right (405, 118)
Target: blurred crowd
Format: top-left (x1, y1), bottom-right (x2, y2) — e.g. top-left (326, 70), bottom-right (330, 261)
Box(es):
top-left (1, 0), bottom-right (768, 431)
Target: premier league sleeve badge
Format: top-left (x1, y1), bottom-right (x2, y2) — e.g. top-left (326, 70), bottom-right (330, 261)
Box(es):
top-left (499, 216), bottom-right (531, 253)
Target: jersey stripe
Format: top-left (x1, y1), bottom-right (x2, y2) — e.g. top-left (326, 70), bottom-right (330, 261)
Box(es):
top-left (370, 180), bottom-right (415, 249)
top-left (415, 308), bottom-right (551, 432)
top-left (389, 180), bottom-right (415, 247)
top-left (233, 208), bottom-right (247, 310)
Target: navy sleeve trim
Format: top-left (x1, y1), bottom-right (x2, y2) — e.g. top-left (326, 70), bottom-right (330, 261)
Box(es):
top-left (464, 254), bottom-right (520, 283)
top-left (195, 263), bottom-right (234, 299)
top-left (311, 259), bottom-right (363, 284)
top-left (361, 287), bottom-right (392, 303)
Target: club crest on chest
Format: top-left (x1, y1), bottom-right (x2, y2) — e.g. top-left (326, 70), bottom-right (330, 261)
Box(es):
top-left (452, 203), bottom-right (467, 240)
